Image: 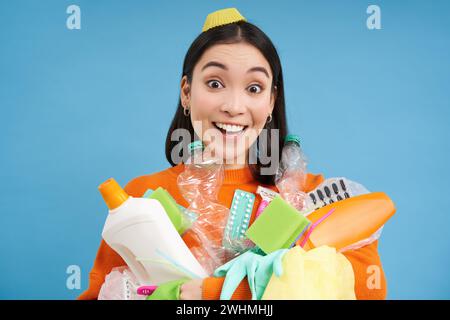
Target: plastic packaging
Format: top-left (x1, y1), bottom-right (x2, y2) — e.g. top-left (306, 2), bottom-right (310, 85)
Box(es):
top-left (99, 178), bottom-right (208, 286)
top-left (255, 186), bottom-right (279, 220)
top-left (297, 192), bottom-right (396, 252)
top-left (332, 179), bottom-right (385, 252)
top-left (98, 267), bottom-right (146, 300)
top-left (302, 177), bottom-right (385, 252)
top-left (177, 141), bottom-right (235, 275)
top-left (275, 134), bottom-right (308, 211)
top-left (223, 189), bottom-right (256, 253)
top-left (303, 177), bottom-right (369, 212)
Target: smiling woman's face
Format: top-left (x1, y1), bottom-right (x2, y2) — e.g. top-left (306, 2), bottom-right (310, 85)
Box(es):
top-left (180, 42), bottom-right (276, 168)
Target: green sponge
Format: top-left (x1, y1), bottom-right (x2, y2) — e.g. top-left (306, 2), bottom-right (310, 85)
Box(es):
top-left (144, 187), bottom-right (191, 234)
top-left (245, 196), bottom-right (310, 254)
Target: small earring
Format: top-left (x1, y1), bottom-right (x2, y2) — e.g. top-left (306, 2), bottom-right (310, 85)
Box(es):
top-left (267, 113), bottom-right (272, 123)
top-left (183, 105), bottom-right (190, 116)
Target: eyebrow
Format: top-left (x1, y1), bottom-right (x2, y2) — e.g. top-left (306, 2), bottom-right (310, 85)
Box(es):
top-left (248, 66), bottom-right (270, 79)
top-left (201, 61), bottom-right (270, 78)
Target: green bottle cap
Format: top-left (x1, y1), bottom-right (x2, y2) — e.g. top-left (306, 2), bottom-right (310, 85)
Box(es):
top-left (284, 134), bottom-right (301, 146)
top-left (188, 140), bottom-right (204, 153)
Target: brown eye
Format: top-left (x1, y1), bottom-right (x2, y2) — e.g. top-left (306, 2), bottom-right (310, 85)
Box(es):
top-left (207, 80), bottom-right (224, 89)
top-left (248, 84), bottom-right (262, 94)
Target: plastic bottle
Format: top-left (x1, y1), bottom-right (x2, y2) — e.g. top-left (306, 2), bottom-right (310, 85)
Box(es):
top-left (99, 178), bottom-right (208, 286)
top-left (275, 134), bottom-right (308, 211)
top-left (177, 140), bottom-right (232, 275)
top-left (296, 192), bottom-right (396, 252)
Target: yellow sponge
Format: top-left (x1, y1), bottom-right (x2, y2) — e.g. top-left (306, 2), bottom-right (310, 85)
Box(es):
top-left (202, 8), bottom-right (247, 32)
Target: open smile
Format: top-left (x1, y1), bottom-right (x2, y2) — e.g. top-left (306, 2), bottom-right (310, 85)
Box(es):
top-left (213, 122), bottom-right (248, 136)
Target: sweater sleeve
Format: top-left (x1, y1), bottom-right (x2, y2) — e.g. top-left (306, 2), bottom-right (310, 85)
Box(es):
top-left (77, 239), bottom-right (125, 300)
top-left (342, 240), bottom-right (387, 299)
top-left (201, 240), bottom-right (387, 300)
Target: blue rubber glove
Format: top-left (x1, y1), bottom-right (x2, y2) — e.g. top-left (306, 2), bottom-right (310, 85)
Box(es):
top-left (213, 248), bottom-right (288, 300)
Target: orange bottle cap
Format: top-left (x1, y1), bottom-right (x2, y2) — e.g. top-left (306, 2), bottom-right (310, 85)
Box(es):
top-left (98, 178), bottom-right (129, 210)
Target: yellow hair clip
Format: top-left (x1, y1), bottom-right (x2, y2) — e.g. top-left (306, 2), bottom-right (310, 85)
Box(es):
top-left (202, 8), bottom-right (247, 32)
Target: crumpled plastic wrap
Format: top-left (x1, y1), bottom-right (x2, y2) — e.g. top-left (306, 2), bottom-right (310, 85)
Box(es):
top-left (98, 266), bottom-right (146, 300)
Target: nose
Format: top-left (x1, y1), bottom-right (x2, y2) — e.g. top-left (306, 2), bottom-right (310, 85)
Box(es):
top-left (219, 90), bottom-right (246, 117)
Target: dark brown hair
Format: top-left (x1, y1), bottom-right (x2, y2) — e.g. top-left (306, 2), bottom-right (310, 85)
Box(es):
top-left (165, 20), bottom-right (288, 185)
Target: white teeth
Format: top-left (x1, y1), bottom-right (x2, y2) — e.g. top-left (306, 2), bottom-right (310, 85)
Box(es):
top-left (215, 122), bottom-right (245, 133)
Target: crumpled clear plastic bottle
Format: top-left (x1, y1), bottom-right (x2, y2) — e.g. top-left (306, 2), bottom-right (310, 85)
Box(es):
top-left (177, 140), bottom-right (235, 275)
top-left (275, 134), bottom-right (308, 211)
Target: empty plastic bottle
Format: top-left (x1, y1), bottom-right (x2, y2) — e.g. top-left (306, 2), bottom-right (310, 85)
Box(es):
top-left (177, 140), bottom-right (232, 275)
top-left (275, 134), bottom-right (308, 211)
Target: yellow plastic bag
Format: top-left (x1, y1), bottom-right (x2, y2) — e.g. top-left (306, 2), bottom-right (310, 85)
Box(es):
top-left (262, 245), bottom-right (356, 300)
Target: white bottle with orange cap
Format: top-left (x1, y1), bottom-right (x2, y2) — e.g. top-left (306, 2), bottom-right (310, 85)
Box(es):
top-left (98, 178), bottom-right (208, 286)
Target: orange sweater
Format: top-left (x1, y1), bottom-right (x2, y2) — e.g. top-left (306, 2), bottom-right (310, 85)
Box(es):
top-left (78, 164), bottom-right (387, 300)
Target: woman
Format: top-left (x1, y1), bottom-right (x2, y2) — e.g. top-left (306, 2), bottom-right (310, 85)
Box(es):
top-left (79, 8), bottom-right (386, 300)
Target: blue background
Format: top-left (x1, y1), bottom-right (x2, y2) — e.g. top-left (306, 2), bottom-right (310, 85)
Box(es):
top-left (1, 0), bottom-right (449, 299)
